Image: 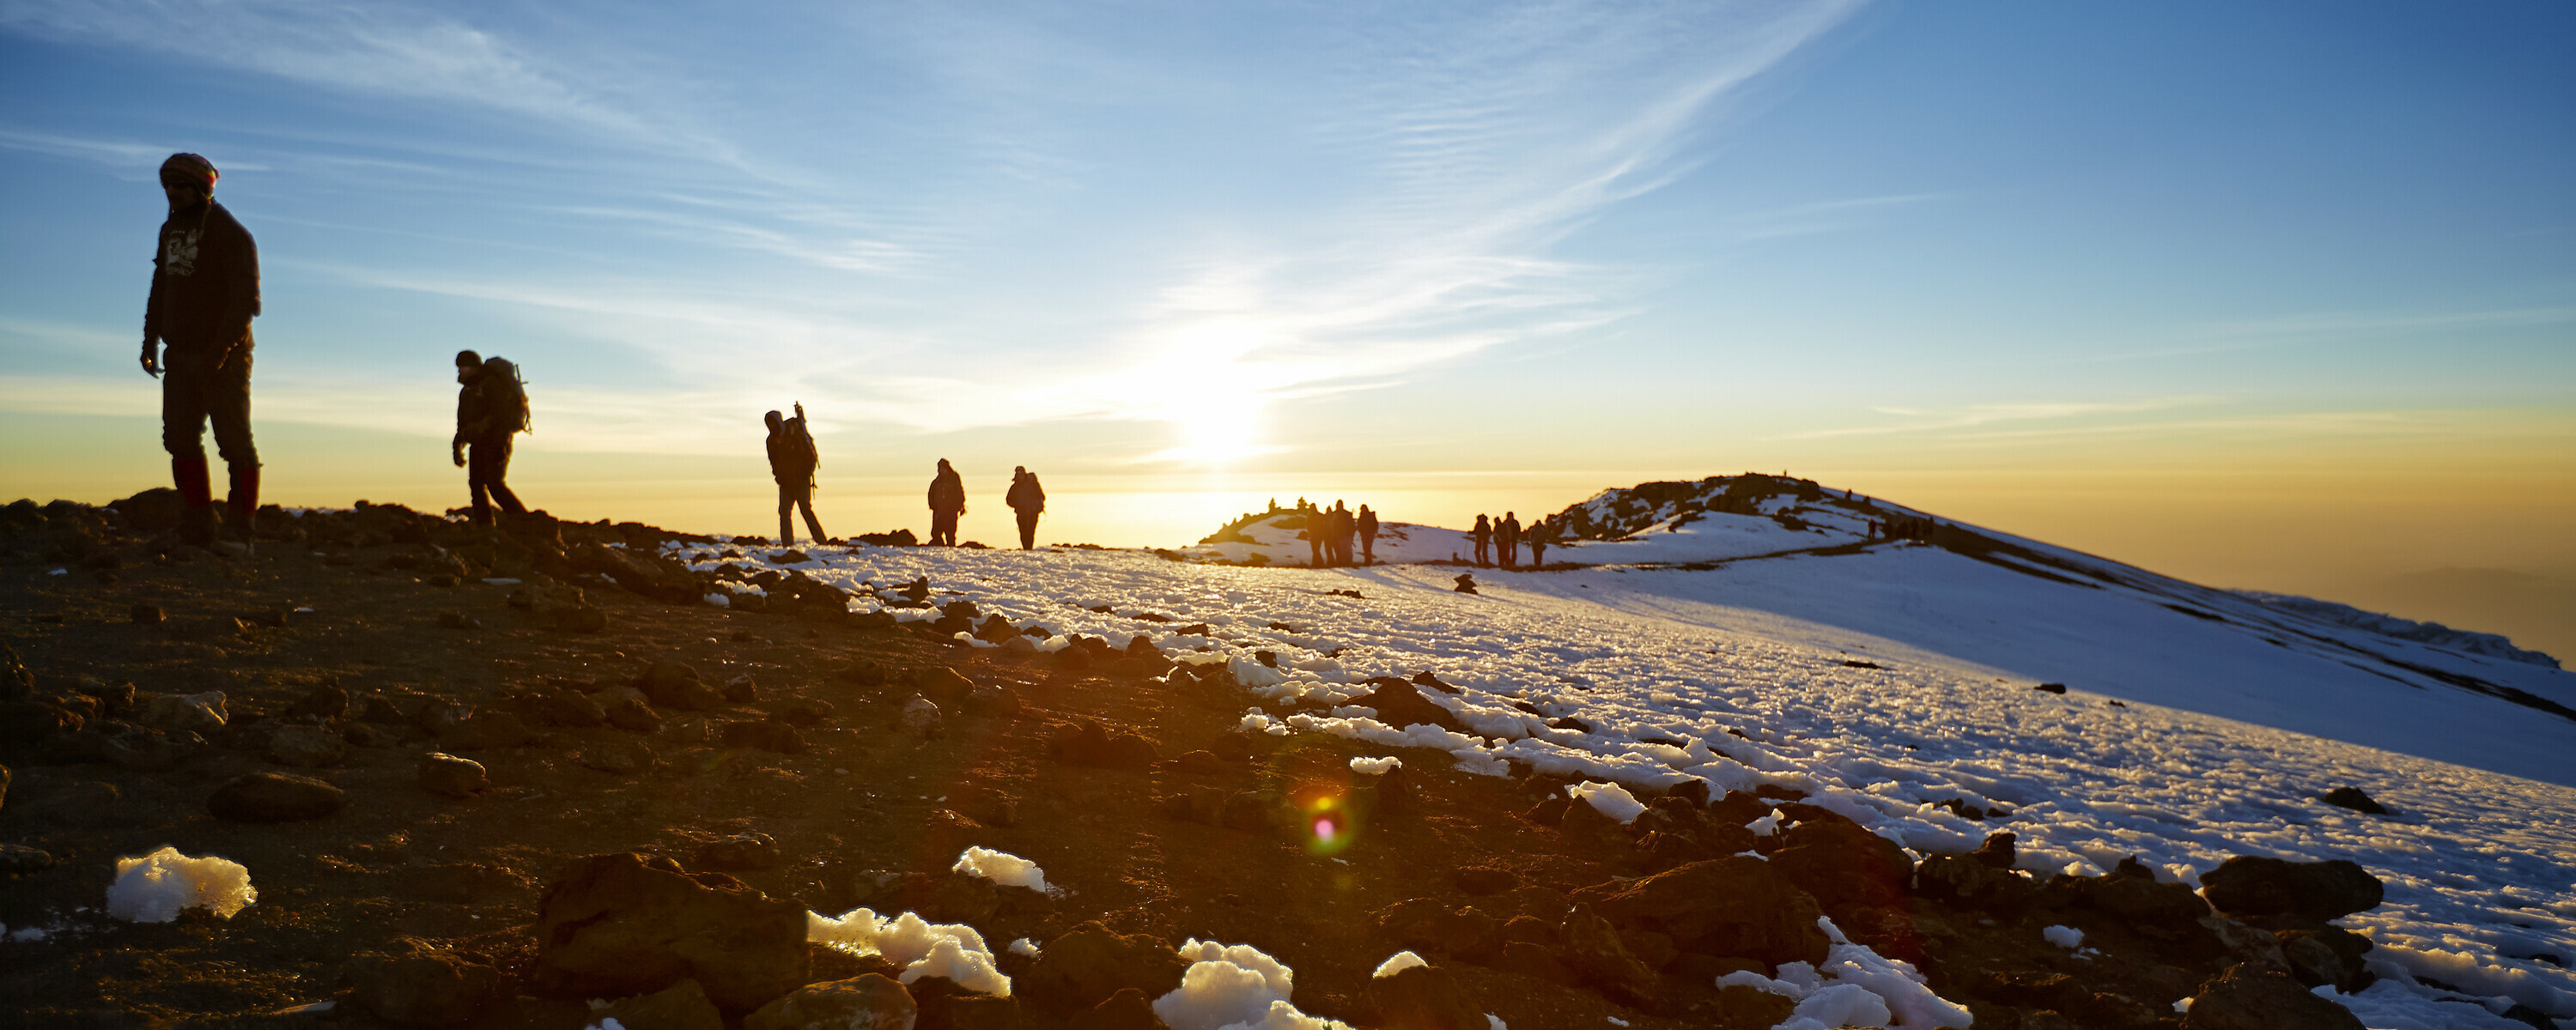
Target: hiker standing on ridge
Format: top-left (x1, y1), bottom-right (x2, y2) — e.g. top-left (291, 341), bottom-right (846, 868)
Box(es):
top-left (927, 458), bottom-right (966, 546)
top-left (765, 403), bottom-right (828, 547)
top-left (1325, 500), bottom-right (1352, 567)
top-left (452, 351), bottom-right (530, 527)
top-left (1526, 516), bottom-right (1552, 567)
top-left (1006, 466), bottom-right (1046, 550)
top-left (1357, 504), bottom-right (1379, 565)
top-left (1497, 512), bottom-right (1521, 569)
top-left (1472, 514), bottom-right (1492, 566)
top-left (141, 153), bottom-right (262, 548)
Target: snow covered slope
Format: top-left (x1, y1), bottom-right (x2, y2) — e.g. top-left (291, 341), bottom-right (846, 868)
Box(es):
top-left (666, 476), bottom-right (2576, 1028)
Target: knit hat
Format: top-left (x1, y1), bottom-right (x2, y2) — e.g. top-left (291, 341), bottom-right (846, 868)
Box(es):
top-left (160, 153), bottom-right (219, 190)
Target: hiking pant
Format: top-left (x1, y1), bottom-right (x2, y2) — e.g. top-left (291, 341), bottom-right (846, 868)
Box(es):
top-left (1015, 509), bottom-right (1039, 550)
top-left (930, 509), bottom-right (960, 547)
top-left (1498, 540), bottom-right (1516, 568)
top-left (1361, 534), bottom-right (1375, 565)
top-left (1473, 537), bottom-right (1489, 566)
top-left (1529, 544), bottom-right (1546, 566)
top-left (162, 347), bottom-right (257, 485)
top-left (778, 481), bottom-right (825, 546)
top-left (467, 434), bottom-right (526, 524)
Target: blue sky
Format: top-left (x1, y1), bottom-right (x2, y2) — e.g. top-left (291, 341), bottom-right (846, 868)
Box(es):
top-left (3, 1), bottom-right (2572, 595)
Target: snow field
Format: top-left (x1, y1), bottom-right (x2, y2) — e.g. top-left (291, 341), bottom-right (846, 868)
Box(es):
top-left (692, 543), bottom-right (2576, 1027)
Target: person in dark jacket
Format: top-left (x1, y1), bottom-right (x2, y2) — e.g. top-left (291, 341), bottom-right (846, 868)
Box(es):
top-left (140, 153), bottom-right (261, 547)
top-left (766, 403), bottom-right (827, 547)
top-left (1472, 514), bottom-right (1492, 566)
top-left (1006, 466), bottom-right (1046, 550)
top-left (927, 459), bottom-right (966, 546)
top-left (1525, 516), bottom-right (1552, 567)
top-left (1497, 512), bottom-right (1521, 569)
top-left (451, 351), bottom-right (529, 526)
top-left (1356, 505), bottom-right (1379, 565)
top-left (1325, 500), bottom-right (1352, 567)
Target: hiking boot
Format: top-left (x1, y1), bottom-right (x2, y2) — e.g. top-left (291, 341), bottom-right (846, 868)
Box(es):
top-left (179, 506), bottom-right (217, 548)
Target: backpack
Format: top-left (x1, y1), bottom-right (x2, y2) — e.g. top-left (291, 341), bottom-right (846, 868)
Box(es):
top-left (784, 417), bottom-right (818, 470)
top-left (482, 357), bottom-right (531, 434)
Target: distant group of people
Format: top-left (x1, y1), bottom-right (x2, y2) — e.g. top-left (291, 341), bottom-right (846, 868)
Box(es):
top-left (916, 457), bottom-right (1048, 550)
top-left (1469, 512), bottom-right (1556, 568)
top-left (1291, 499), bottom-right (1379, 567)
top-left (1867, 514), bottom-right (1936, 542)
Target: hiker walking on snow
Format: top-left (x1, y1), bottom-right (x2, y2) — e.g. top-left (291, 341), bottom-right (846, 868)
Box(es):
top-left (1006, 466), bottom-right (1046, 550)
top-left (452, 351), bottom-right (531, 527)
top-left (1472, 514), bottom-right (1492, 566)
top-left (1497, 512), bottom-right (1521, 569)
top-left (927, 458), bottom-right (967, 546)
top-left (140, 153), bottom-right (262, 548)
top-left (1357, 505), bottom-right (1379, 565)
top-left (765, 403), bottom-right (828, 547)
top-left (1525, 516), bottom-right (1552, 567)
top-left (1329, 500), bottom-right (1355, 567)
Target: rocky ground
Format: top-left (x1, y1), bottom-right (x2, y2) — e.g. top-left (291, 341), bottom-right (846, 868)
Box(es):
top-left (0, 497), bottom-right (2406, 1029)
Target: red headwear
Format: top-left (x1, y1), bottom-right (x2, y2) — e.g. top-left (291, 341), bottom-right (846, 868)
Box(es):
top-left (160, 153), bottom-right (219, 190)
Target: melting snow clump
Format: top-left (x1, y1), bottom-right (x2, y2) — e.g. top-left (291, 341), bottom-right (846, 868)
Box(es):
top-left (1009, 937), bottom-right (1042, 959)
top-left (106, 846), bottom-right (256, 923)
top-left (2042, 924), bottom-right (2084, 949)
top-left (805, 908), bottom-right (1012, 997)
top-left (1565, 781), bottom-right (1645, 823)
top-left (952, 846), bottom-right (1052, 893)
top-left (1371, 950), bottom-right (1427, 978)
top-left (1349, 756), bottom-right (1402, 775)
top-left (1154, 939), bottom-right (1351, 1030)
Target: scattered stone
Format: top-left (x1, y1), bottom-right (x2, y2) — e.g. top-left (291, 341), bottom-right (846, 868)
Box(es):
top-left (744, 974), bottom-right (914, 1030)
top-left (284, 683), bottom-right (349, 721)
top-left (208, 772), bottom-right (348, 822)
top-left (2320, 787), bottom-right (2387, 815)
top-left (1914, 854), bottom-right (2038, 913)
top-left (342, 722), bottom-right (398, 748)
top-left (2279, 928), bottom-right (2376, 993)
top-left (599, 978), bottom-right (726, 1030)
top-left (640, 658), bottom-right (728, 712)
top-left (2180, 964), bottom-right (2366, 1030)
top-left (1049, 718), bottom-right (1157, 770)
top-left (1346, 679), bottom-right (1469, 733)
top-left (579, 738), bottom-right (658, 778)
top-left (694, 833), bottom-right (781, 871)
top-left (722, 675), bottom-right (759, 703)
top-left (1560, 902), bottom-right (1662, 1010)
top-left (104, 727), bottom-right (201, 771)
top-left (964, 684), bottom-right (1022, 718)
top-left (344, 942), bottom-right (505, 1027)
top-left (1971, 830), bottom-right (2017, 869)
top-left (1370, 961), bottom-right (1486, 1030)
top-left (2033, 682), bottom-right (2068, 694)
top-left (532, 851), bottom-right (810, 1012)
top-left (607, 695), bottom-right (665, 734)
top-left (1773, 817), bottom-right (1915, 909)
top-left (418, 753), bottom-right (489, 797)
top-left (0, 842), bottom-right (56, 873)
top-left (1021, 922), bottom-right (1188, 1016)
top-left (1568, 857), bottom-right (1831, 968)
top-left (265, 724), bottom-right (349, 767)
top-left (901, 694), bottom-right (944, 738)
top-left (2199, 857), bottom-right (2385, 924)
top-left (139, 690), bottom-right (228, 735)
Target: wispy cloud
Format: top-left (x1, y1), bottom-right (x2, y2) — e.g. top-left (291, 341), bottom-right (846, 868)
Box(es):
top-left (1778, 396), bottom-right (2222, 439)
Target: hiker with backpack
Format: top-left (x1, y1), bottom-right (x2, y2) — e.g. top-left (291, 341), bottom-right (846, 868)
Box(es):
top-left (1005, 466), bottom-right (1046, 549)
top-left (140, 153), bottom-right (263, 548)
top-left (1472, 514), bottom-right (1492, 566)
top-left (1357, 504), bottom-right (1379, 565)
top-left (1497, 512), bottom-right (1521, 569)
top-left (1525, 516), bottom-right (1552, 567)
top-left (766, 403), bottom-right (829, 547)
top-left (927, 459), bottom-right (967, 546)
top-left (452, 350), bottom-right (530, 526)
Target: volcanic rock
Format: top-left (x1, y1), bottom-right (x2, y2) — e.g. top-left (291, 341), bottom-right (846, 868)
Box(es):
top-left (2180, 964), bottom-right (2366, 1030)
top-left (1066, 987), bottom-right (1166, 1030)
top-left (1560, 902), bottom-right (1662, 1009)
top-left (1370, 961), bottom-right (1487, 1030)
top-left (1371, 899), bottom-right (1498, 958)
top-left (265, 724), bottom-right (349, 767)
top-left (418, 753), bottom-right (489, 797)
top-left (1772, 816), bottom-right (1914, 910)
top-left (719, 720), bottom-right (805, 754)
top-left (532, 851), bottom-right (811, 1012)
top-left (2319, 787), bottom-right (2388, 815)
top-left (580, 738), bottom-right (659, 777)
top-left (1021, 922), bottom-right (1188, 1016)
top-left (1567, 857), bottom-right (1831, 968)
top-left (694, 833), bottom-right (781, 871)
top-left (598, 978), bottom-right (726, 1030)
top-left (1347, 678), bottom-right (1468, 733)
top-left (208, 772), bottom-right (347, 822)
top-left (744, 974), bottom-right (914, 1030)
top-left (2199, 857), bottom-right (2385, 924)
top-left (1049, 718), bottom-right (1157, 770)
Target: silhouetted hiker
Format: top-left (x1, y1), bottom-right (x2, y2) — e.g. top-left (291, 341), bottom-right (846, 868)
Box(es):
top-left (1498, 512), bottom-right (1521, 569)
top-left (927, 459), bottom-right (966, 546)
top-left (1526, 516), bottom-right (1551, 567)
top-left (1006, 466), bottom-right (1046, 550)
top-left (1472, 514), bottom-right (1492, 566)
top-left (1307, 507), bottom-right (1326, 567)
top-left (1340, 502), bottom-right (1360, 566)
top-left (1357, 505), bottom-right (1379, 565)
top-left (141, 153), bottom-right (261, 548)
top-left (451, 351), bottom-right (530, 527)
top-left (765, 403), bottom-right (827, 547)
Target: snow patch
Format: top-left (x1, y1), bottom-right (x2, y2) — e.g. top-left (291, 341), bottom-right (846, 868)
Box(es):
top-left (952, 846), bottom-right (1052, 894)
top-left (1350, 756), bottom-right (1403, 775)
top-left (805, 908), bottom-right (1011, 997)
top-left (1565, 781), bottom-right (1644, 823)
top-left (1372, 950), bottom-right (1427, 978)
top-left (1154, 939), bottom-right (1350, 1030)
top-left (2042, 924), bottom-right (2084, 949)
top-left (106, 846), bottom-right (255, 923)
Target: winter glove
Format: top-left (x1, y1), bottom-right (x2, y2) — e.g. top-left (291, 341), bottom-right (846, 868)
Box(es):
top-left (140, 342), bottom-right (161, 379)
top-left (452, 442), bottom-right (467, 468)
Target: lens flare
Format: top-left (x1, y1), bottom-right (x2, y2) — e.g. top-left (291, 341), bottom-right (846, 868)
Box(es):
top-left (1297, 785), bottom-right (1360, 855)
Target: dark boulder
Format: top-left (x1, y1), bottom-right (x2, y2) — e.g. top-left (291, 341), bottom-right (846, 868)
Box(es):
top-left (2181, 965), bottom-right (2366, 1030)
top-left (1567, 857), bottom-right (1831, 968)
top-left (744, 974), bottom-right (915, 1030)
top-left (345, 941), bottom-right (506, 1027)
top-left (1772, 817), bottom-right (1914, 910)
top-left (2200, 857), bottom-right (2385, 924)
top-left (208, 772), bottom-right (347, 822)
top-left (1020, 922), bottom-right (1188, 1017)
top-left (2320, 787), bottom-right (2387, 815)
top-left (1369, 961), bottom-right (1488, 1030)
top-left (532, 852), bottom-right (810, 1013)
top-left (1347, 678), bottom-right (1468, 733)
